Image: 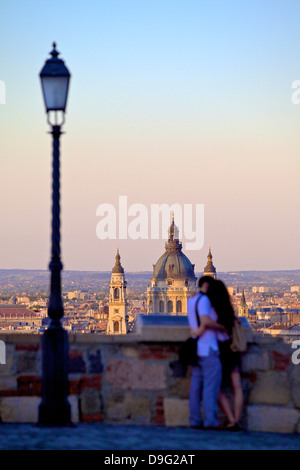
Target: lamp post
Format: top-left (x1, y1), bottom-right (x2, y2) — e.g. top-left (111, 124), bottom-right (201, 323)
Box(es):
top-left (38, 43), bottom-right (72, 426)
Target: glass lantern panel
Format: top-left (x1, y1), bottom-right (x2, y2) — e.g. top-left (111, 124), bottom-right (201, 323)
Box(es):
top-left (41, 76), bottom-right (69, 112)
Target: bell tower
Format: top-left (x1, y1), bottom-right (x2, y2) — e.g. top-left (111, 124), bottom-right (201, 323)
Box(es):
top-left (106, 249), bottom-right (128, 334)
top-left (203, 245), bottom-right (217, 279)
top-left (238, 289), bottom-right (249, 318)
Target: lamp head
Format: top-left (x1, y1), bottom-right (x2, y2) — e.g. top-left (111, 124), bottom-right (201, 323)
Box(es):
top-left (40, 43), bottom-right (71, 123)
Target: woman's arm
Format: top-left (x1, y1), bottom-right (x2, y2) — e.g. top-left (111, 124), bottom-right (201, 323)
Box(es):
top-left (191, 324), bottom-right (206, 337)
top-left (201, 315), bottom-right (226, 331)
top-left (191, 315), bottom-right (226, 337)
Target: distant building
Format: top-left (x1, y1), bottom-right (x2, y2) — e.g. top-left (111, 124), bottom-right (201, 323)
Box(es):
top-left (291, 286), bottom-right (300, 293)
top-left (146, 216), bottom-right (197, 315)
top-left (0, 305), bottom-right (42, 329)
top-left (32, 299), bottom-right (47, 308)
top-left (66, 292), bottom-right (77, 300)
top-left (103, 305), bottom-right (109, 315)
top-left (129, 300), bottom-right (146, 310)
top-left (78, 292), bottom-right (91, 300)
top-left (65, 291), bottom-right (90, 300)
top-left (269, 312), bottom-right (290, 325)
top-left (106, 249), bottom-right (129, 335)
top-left (289, 310), bottom-right (300, 325)
top-left (93, 307), bottom-right (108, 320)
top-left (228, 286), bottom-right (239, 296)
top-left (238, 290), bottom-right (249, 318)
top-left (252, 286), bottom-right (270, 293)
top-left (256, 308), bottom-right (272, 321)
top-left (16, 296), bottom-right (30, 305)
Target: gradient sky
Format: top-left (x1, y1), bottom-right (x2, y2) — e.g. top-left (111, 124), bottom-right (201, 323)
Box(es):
top-left (1, 0), bottom-right (300, 273)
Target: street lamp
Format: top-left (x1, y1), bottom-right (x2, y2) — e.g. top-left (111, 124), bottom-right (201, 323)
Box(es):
top-left (38, 43), bottom-right (72, 426)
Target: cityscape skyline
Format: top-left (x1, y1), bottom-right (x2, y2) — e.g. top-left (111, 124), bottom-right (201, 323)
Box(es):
top-left (1, 0), bottom-right (300, 272)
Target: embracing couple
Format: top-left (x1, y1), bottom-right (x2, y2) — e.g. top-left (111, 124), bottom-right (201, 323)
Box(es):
top-left (187, 276), bottom-right (243, 431)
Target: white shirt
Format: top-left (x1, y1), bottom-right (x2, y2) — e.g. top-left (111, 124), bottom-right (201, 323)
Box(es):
top-left (217, 329), bottom-right (230, 342)
top-left (187, 293), bottom-right (219, 357)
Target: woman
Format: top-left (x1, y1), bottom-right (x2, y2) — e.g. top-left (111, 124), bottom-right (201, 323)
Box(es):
top-left (191, 280), bottom-right (243, 430)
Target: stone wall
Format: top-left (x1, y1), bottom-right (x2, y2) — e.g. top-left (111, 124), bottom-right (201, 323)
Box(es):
top-left (0, 322), bottom-right (299, 433)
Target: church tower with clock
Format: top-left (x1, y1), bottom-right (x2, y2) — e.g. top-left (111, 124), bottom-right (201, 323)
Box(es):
top-left (106, 249), bottom-right (129, 335)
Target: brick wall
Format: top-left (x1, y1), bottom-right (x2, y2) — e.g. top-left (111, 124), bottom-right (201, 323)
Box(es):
top-left (0, 325), bottom-right (299, 433)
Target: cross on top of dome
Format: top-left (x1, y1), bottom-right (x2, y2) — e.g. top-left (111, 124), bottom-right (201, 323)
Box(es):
top-left (168, 212), bottom-right (180, 242)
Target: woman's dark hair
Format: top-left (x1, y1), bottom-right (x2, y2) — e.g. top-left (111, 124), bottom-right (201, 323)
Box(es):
top-left (207, 280), bottom-right (235, 333)
top-left (198, 276), bottom-right (215, 289)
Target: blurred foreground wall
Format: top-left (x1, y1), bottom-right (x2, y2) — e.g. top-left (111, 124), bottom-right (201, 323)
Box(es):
top-left (0, 320), bottom-right (299, 433)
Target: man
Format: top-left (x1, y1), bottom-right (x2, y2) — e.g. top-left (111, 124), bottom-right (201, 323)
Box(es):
top-left (187, 276), bottom-right (223, 429)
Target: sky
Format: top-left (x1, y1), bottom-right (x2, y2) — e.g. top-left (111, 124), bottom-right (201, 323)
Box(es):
top-left (0, 0), bottom-right (300, 273)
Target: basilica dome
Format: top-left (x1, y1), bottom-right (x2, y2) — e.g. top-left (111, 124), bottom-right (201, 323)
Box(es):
top-left (151, 218), bottom-right (196, 282)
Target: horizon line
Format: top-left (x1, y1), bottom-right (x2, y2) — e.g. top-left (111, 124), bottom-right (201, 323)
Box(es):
top-left (0, 268), bottom-right (300, 274)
